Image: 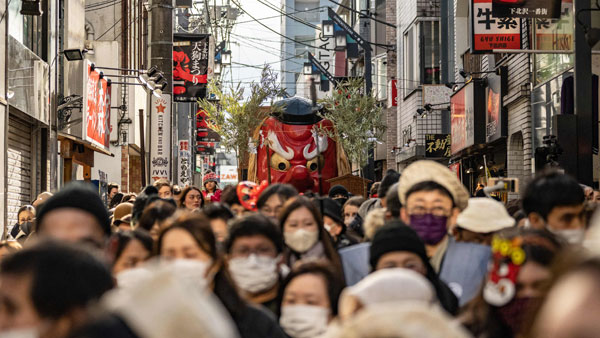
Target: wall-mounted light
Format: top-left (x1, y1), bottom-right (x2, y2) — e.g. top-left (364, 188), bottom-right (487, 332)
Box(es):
top-left (221, 51), bottom-right (232, 65)
top-left (334, 31), bottom-right (347, 50)
top-left (63, 49), bottom-right (88, 61)
top-left (322, 20), bottom-right (334, 38)
top-left (303, 62), bottom-right (312, 76)
top-left (21, 0), bottom-right (42, 16)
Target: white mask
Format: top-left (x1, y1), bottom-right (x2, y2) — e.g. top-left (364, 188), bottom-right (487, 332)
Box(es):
top-left (116, 266), bottom-right (153, 290)
top-left (228, 254), bottom-right (279, 294)
top-left (166, 259), bottom-right (212, 290)
top-left (279, 305), bottom-right (330, 338)
top-left (284, 229), bottom-right (319, 253)
top-left (324, 223), bottom-right (333, 233)
top-left (549, 228), bottom-right (586, 245)
top-left (0, 328), bottom-right (39, 338)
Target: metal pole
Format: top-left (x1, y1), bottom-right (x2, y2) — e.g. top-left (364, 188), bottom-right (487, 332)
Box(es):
top-left (574, 0), bottom-right (593, 186)
top-left (139, 109), bottom-right (147, 185)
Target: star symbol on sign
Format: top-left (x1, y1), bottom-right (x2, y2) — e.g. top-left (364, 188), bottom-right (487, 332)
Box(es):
top-left (156, 103), bottom-right (166, 113)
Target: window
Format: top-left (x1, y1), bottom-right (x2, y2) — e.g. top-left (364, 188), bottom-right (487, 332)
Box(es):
top-left (404, 24), bottom-right (419, 94)
top-left (403, 20), bottom-right (441, 96)
top-left (294, 35), bottom-right (315, 59)
top-left (294, 0), bottom-right (320, 22)
top-left (376, 56), bottom-right (387, 101)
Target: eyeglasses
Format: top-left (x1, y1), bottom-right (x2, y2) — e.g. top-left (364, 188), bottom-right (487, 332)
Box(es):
top-left (408, 206), bottom-right (451, 217)
top-left (230, 246), bottom-right (277, 258)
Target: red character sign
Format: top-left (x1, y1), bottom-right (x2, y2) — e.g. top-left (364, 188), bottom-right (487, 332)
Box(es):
top-left (173, 34), bottom-right (209, 101)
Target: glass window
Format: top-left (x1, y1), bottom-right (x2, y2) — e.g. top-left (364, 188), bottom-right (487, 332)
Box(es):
top-left (294, 0), bottom-right (320, 22)
top-left (404, 24), bottom-right (418, 95)
top-left (422, 21), bottom-right (441, 85)
top-left (377, 57), bottom-right (387, 100)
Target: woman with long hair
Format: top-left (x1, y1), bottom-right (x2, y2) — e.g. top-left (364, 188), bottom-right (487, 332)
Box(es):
top-left (178, 186), bottom-right (204, 211)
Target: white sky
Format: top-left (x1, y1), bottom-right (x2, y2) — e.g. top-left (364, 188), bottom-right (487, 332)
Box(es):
top-left (225, 0), bottom-right (283, 98)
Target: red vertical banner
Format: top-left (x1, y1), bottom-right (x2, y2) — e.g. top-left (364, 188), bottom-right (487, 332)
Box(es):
top-left (84, 61), bottom-right (111, 150)
top-left (334, 51), bottom-right (346, 77)
top-left (449, 163), bottom-right (461, 181)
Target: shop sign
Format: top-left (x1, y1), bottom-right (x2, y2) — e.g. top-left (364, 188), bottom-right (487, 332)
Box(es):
top-left (388, 79), bottom-right (398, 107)
top-left (534, 0), bottom-right (573, 51)
top-left (451, 83), bottom-right (474, 154)
top-left (83, 60), bottom-right (112, 150)
top-left (472, 0), bottom-right (522, 53)
top-left (196, 109), bottom-right (221, 142)
top-left (150, 94), bottom-right (171, 181)
top-left (486, 71), bottom-right (507, 142)
top-left (449, 162), bottom-right (461, 180)
top-left (219, 165), bottom-right (238, 184)
top-left (173, 34), bottom-right (210, 102)
top-left (425, 134), bottom-right (452, 158)
top-left (178, 140), bottom-right (192, 187)
top-left (492, 0), bottom-right (562, 19)
top-left (197, 141), bottom-right (216, 155)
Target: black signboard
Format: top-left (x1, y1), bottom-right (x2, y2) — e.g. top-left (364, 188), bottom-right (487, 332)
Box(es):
top-left (173, 34), bottom-right (209, 102)
top-left (196, 109), bottom-right (221, 143)
top-left (492, 0), bottom-right (561, 19)
top-left (425, 134), bottom-right (452, 158)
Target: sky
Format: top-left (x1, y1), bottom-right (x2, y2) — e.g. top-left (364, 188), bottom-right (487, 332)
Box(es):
top-left (224, 0), bottom-right (283, 98)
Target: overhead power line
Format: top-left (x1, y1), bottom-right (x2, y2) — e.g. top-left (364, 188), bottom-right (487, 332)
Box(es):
top-left (256, 0), bottom-right (320, 30)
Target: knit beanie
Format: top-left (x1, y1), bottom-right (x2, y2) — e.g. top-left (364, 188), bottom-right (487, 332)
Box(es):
top-left (369, 221), bottom-right (428, 269)
top-left (36, 182), bottom-right (111, 236)
top-left (378, 169), bottom-right (400, 198)
top-left (318, 197), bottom-right (344, 226)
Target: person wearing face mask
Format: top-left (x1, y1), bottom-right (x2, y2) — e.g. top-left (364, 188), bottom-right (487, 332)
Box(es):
top-left (318, 198), bottom-right (360, 250)
top-left (369, 222), bottom-right (459, 315)
top-left (278, 260), bottom-right (344, 338)
top-left (257, 184), bottom-right (298, 221)
top-left (459, 228), bottom-right (561, 338)
top-left (398, 160), bottom-right (470, 272)
top-left (10, 205), bottom-right (35, 242)
top-left (0, 241), bottom-right (114, 338)
top-left (279, 197), bottom-right (344, 280)
top-left (342, 197), bottom-right (364, 228)
top-left (157, 211), bottom-right (286, 338)
top-left (328, 185), bottom-right (350, 207)
top-left (110, 230), bottom-right (153, 280)
top-left (225, 214), bottom-right (286, 315)
top-left (522, 170), bottom-right (587, 244)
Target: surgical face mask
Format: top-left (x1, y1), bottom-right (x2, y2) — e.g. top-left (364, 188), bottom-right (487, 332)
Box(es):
top-left (279, 305), bottom-right (330, 338)
top-left (323, 223), bottom-right (333, 233)
top-left (165, 259), bottom-right (212, 290)
top-left (548, 227), bottom-right (586, 245)
top-left (0, 328), bottom-right (39, 338)
top-left (409, 214), bottom-right (448, 245)
top-left (284, 229), bottom-right (319, 253)
top-left (228, 254), bottom-right (279, 294)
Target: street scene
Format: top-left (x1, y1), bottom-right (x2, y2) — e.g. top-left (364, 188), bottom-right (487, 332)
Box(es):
top-left (0, 0), bottom-right (599, 337)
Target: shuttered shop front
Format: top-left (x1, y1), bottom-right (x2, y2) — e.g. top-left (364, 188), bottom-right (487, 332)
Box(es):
top-left (7, 115), bottom-right (33, 226)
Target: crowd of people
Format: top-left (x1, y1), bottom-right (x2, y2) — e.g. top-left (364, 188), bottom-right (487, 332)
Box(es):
top-left (0, 163), bottom-right (599, 337)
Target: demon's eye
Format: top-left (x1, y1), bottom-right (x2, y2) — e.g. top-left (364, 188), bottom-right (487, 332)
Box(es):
top-left (270, 153), bottom-right (291, 172)
top-left (306, 156), bottom-right (324, 172)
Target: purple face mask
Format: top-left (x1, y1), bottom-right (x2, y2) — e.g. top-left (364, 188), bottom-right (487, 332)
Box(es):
top-left (409, 214), bottom-right (448, 245)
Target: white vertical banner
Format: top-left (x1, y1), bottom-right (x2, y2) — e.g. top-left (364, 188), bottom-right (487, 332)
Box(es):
top-left (177, 139), bottom-right (192, 187)
top-left (150, 94), bottom-right (172, 182)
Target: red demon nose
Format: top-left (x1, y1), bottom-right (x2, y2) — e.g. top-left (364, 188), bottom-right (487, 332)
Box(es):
top-left (284, 166), bottom-right (314, 192)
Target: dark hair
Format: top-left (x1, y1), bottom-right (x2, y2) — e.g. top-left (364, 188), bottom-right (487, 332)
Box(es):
top-left (257, 184), bottom-right (298, 210)
top-left (153, 179), bottom-right (172, 192)
top-left (370, 182), bottom-right (380, 196)
top-left (108, 193), bottom-right (124, 209)
top-left (157, 211), bottom-right (247, 319)
top-left (121, 193), bottom-right (136, 204)
top-left (378, 169), bottom-right (401, 198)
top-left (107, 183), bottom-right (119, 193)
top-left (226, 213), bottom-right (283, 254)
top-left (221, 185), bottom-right (241, 206)
top-left (137, 200), bottom-right (177, 232)
top-left (178, 186), bottom-right (204, 209)
top-left (172, 185), bottom-right (182, 195)
top-left (111, 229), bottom-right (153, 264)
top-left (522, 170), bottom-right (585, 220)
top-left (0, 241), bottom-right (113, 319)
top-left (131, 192), bottom-right (161, 225)
top-left (385, 182), bottom-right (401, 218)
top-left (17, 205), bottom-right (35, 220)
top-left (279, 260), bottom-right (344, 316)
top-left (278, 197), bottom-right (344, 278)
top-left (405, 181), bottom-right (455, 207)
top-left (202, 203), bottom-right (234, 221)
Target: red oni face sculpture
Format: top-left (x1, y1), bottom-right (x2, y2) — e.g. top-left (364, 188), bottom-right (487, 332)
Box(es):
top-left (256, 117), bottom-right (338, 193)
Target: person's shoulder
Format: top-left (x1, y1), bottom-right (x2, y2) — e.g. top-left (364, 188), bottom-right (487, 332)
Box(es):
top-left (241, 304), bottom-right (287, 338)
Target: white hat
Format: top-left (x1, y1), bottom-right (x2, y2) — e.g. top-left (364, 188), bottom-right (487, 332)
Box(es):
top-left (456, 198), bottom-right (515, 233)
top-left (398, 160), bottom-right (470, 211)
top-left (344, 268), bottom-right (436, 307)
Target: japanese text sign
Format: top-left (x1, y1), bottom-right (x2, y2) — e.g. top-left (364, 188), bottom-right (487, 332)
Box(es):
top-left (534, 0), bottom-right (573, 50)
top-left (486, 72), bottom-right (506, 142)
top-left (173, 34), bottom-right (210, 102)
top-left (178, 140), bottom-right (192, 187)
top-left (451, 83), bottom-right (474, 154)
top-left (492, 0), bottom-right (562, 19)
top-left (196, 109), bottom-right (221, 143)
top-left (425, 134), bottom-right (452, 158)
top-left (472, 0), bottom-right (522, 53)
top-left (150, 94), bottom-right (171, 181)
top-left (83, 60), bottom-right (111, 150)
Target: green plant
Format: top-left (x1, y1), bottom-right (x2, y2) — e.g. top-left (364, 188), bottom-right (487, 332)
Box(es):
top-left (198, 65), bottom-right (284, 169)
top-left (320, 78), bottom-right (386, 170)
